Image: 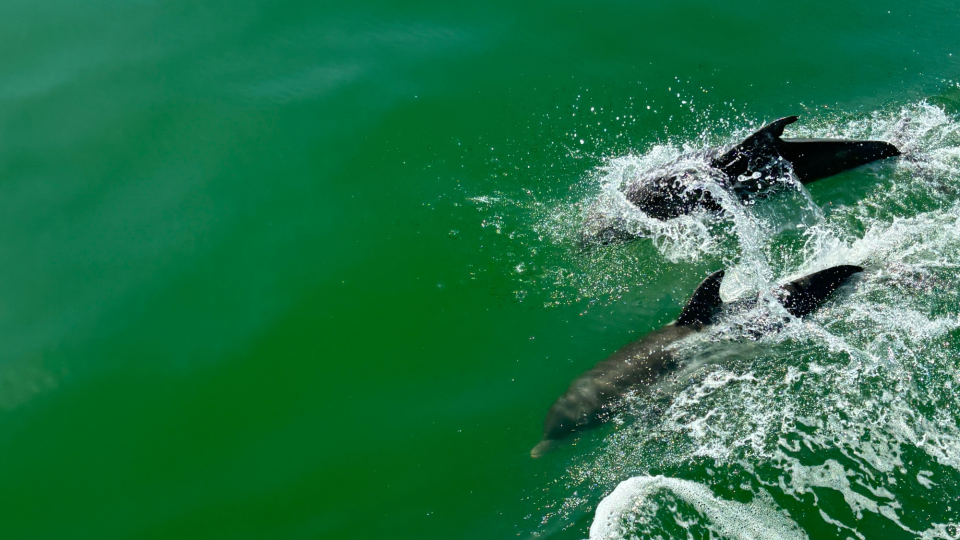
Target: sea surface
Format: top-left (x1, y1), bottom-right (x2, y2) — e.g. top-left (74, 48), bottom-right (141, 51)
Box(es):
top-left (1, 1), bottom-right (960, 539)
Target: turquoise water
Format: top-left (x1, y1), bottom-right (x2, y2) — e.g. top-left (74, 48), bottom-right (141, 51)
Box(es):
top-left (2, 1), bottom-right (960, 539)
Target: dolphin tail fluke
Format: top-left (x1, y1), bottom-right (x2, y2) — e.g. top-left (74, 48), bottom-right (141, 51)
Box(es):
top-left (676, 270), bottom-right (725, 326)
top-left (776, 139), bottom-right (900, 184)
top-left (777, 265), bottom-right (863, 317)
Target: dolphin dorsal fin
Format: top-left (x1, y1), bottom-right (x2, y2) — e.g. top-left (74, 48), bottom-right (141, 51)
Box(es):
top-left (777, 265), bottom-right (863, 317)
top-left (676, 270), bottom-right (725, 327)
top-left (711, 116), bottom-right (798, 179)
top-left (712, 116), bottom-right (901, 187)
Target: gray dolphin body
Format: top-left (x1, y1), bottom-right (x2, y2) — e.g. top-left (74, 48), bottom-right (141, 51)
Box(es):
top-left (531, 264), bottom-right (863, 458)
top-left (624, 116), bottom-right (899, 220)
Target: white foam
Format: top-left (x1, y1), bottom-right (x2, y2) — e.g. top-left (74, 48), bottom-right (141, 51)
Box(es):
top-left (590, 475), bottom-right (806, 540)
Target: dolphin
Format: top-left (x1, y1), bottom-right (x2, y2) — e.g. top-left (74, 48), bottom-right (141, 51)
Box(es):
top-left (530, 264), bottom-right (863, 458)
top-left (621, 116), bottom-right (899, 220)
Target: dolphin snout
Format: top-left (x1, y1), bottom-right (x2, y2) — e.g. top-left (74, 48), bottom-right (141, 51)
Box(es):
top-left (530, 440), bottom-right (556, 458)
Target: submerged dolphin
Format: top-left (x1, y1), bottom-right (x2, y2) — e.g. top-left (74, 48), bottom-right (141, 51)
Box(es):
top-left (623, 116), bottom-right (899, 220)
top-left (531, 264), bottom-right (863, 458)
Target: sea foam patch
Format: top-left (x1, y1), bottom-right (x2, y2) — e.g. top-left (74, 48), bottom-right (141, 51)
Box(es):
top-left (590, 475), bottom-right (806, 540)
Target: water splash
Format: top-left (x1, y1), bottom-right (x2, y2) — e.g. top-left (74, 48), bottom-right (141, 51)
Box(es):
top-left (521, 100), bottom-right (960, 539)
top-left (590, 475), bottom-right (807, 540)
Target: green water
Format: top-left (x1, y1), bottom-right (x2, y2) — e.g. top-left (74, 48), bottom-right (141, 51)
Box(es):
top-left (2, 1), bottom-right (960, 538)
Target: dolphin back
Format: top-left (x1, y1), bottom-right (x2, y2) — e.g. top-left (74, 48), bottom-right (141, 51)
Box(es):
top-left (777, 265), bottom-right (863, 317)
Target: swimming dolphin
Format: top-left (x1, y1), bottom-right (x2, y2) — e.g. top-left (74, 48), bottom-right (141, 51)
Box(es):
top-left (530, 264), bottom-right (863, 458)
top-left (623, 116), bottom-right (899, 220)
